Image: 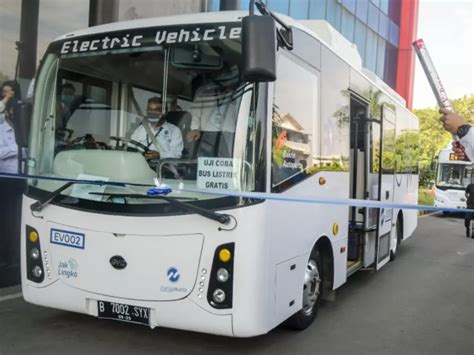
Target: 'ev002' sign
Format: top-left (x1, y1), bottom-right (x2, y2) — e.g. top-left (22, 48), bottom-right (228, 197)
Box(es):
top-left (50, 229), bottom-right (85, 249)
top-left (59, 24), bottom-right (242, 55)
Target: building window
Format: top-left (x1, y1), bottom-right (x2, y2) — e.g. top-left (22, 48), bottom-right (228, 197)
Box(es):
top-left (354, 19), bottom-right (367, 62)
top-left (341, 9), bottom-right (355, 41)
top-left (370, 0), bottom-right (381, 7)
top-left (389, 20), bottom-right (400, 47)
top-left (384, 42), bottom-right (398, 89)
top-left (388, 0), bottom-right (401, 25)
top-left (309, 0), bottom-right (327, 19)
top-left (367, 2), bottom-right (379, 31)
top-left (376, 36), bottom-right (386, 78)
top-left (209, 0), bottom-right (219, 11)
top-left (378, 12), bottom-right (389, 39)
top-left (380, 0), bottom-right (389, 15)
top-left (355, 0), bottom-right (369, 23)
top-left (365, 29), bottom-right (378, 72)
top-left (266, 0), bottom-right (290, 14)
top-left (327, 0), bottom-right (342, 31)
top-left (342, 0), bottom-right (356, 13)
top-left (290, 0), bottom-right (309, 19)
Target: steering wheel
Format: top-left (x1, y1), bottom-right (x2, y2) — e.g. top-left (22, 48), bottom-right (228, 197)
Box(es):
top-left (69, 134), bottom-right (109, 150)
top-left (109, 136), bottom-right (151, 153)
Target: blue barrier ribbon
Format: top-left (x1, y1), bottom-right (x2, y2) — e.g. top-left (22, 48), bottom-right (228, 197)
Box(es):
top-left (1, 171), bottom-right (473, 214)
top-left (178, 188), bottom-right (474, 214)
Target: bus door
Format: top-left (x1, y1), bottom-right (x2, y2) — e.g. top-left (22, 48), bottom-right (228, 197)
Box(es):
top-left (374, 106), bottom-right (396, 269)
top-left (364, 116), bottom-right (384, 270)
top-left (348, 95), bottom-right (382, 272)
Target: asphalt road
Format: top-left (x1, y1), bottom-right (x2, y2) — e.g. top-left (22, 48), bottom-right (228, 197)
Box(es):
top-left (0, 214), bottom-right (473, 355)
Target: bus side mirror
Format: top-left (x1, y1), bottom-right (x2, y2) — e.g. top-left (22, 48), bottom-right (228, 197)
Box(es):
top-left (431, 157), bottom-right (437, 171)
top-left (13, 101), bottom-right (32, 148)
top-left (242, 15), bottom-right (277, 82)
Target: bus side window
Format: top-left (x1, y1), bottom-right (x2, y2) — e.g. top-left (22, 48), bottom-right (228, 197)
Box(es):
top-left (271, 54), bottom-right (319, 192)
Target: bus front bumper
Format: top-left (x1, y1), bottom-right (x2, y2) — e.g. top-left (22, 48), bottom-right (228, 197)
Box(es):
top-left (23, 282), bottom-right (233, 336)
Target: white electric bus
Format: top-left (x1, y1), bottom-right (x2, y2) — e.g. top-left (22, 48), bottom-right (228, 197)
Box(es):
top-left (434, 144), bottom-right (472, 210)
top-left (19, 8), bottom-right (419, 337)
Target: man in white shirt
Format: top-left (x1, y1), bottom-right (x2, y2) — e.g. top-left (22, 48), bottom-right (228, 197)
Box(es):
top-left (440, 108), bottom-right (473, 161)
top-left (130, 97), bottom-right (183, 161)
top-left (0, 119), bottom-right (18, 174)
top-left (186, 85), bottom-right (240, 157)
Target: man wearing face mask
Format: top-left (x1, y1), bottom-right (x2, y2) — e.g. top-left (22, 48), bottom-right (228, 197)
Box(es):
top-left (130, 96), bottom-right (183, 161)
top-left (57, 83), bottom-right (81, 128)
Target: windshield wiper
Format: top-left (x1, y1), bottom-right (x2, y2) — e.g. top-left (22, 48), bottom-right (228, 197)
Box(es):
top-left (30, 181), bottom-right (76, 212)
top-left (30, 180), bottom-right (124, 212)
top-left (90, 192), bottom-right (231, 225)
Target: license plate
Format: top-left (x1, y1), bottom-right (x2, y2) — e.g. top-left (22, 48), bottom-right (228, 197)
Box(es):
top-left (97, 301), bottom-right (150, 326)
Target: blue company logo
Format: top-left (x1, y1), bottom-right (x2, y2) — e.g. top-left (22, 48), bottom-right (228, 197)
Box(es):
top-left (167, 267), bottom-right (180, 283)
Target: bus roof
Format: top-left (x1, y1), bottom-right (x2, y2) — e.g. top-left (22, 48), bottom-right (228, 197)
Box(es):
top-left (438, 145), bottom-right (472, 165)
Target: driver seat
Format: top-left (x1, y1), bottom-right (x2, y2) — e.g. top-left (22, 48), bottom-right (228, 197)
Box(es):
top-left (164, 111), bottom-right (195, 158)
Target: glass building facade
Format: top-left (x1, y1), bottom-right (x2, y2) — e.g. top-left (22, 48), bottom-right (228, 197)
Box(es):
top-left (209, 0), bottom-right (402, 90)
top-left (0, 0), bottom-right (417, 107)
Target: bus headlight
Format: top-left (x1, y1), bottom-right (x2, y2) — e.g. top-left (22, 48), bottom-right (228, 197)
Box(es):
top-left (207, 243), bottom-right (234, 309)
top-left (218, 248), bottom-right (232, 263)
top-left (216, 268), bottom-right (229, 282)
top-left (26, 225), bottom-right (45, 283)
top-left (30, 247), bottom-right (40, 260)
top-left (32, 266), bottom-right (43, 278)
top-left (212, 289), bottom-right (226, 303)
top-left (29, 231), bottom-right (39, 243)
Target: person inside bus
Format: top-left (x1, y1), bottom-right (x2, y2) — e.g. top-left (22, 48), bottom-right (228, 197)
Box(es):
top-left (130, 96), bottom-right (183, 161)
top-left (186, 65), bottom-right (240, 157)
top-left (57, 83), bottom-right (84, 127)
top-left (440, 108), bottom-right (473, 161)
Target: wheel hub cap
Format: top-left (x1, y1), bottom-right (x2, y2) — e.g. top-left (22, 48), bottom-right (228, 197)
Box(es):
top-left (302, 259), bottom-right (321, 316)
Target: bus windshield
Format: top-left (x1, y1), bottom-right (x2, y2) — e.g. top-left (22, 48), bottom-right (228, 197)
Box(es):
top-left (436, 163), bottom-right (473, 190)
top-left (27, 22), bottom-right (264, 212)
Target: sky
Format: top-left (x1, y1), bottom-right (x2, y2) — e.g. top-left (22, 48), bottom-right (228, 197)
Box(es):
top-left (0, 0), bottom-right (89, 79)
top-left (413, 0), bottom-right (474, 109)
top-left (0, 0), bottom-right (201, 80)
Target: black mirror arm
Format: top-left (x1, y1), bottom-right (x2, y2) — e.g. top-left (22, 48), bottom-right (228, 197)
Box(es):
top-left (250, 0), bottom-right (294, 50)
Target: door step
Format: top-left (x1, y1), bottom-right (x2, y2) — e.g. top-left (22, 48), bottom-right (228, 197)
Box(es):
top-left (346, 259), bottom-right (363, 277)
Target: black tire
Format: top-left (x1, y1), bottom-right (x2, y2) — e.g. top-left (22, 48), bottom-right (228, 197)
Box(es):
top-left (286, 249), bottom-right (323, 330)
top-left (390, 216), bottom-right (403, 261)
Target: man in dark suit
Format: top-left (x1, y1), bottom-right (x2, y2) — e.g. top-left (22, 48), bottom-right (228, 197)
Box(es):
top-left (465, 181), bottom-right (474, 238)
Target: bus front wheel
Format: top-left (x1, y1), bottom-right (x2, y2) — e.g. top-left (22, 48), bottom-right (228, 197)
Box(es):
top-left (286, 249), bottom-right (323, 330)
top-left (390, 216), bottom-right (403, 261)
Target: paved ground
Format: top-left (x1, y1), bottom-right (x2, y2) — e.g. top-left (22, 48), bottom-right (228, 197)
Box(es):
top-left (0, 213), bottom-right (473, 355)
